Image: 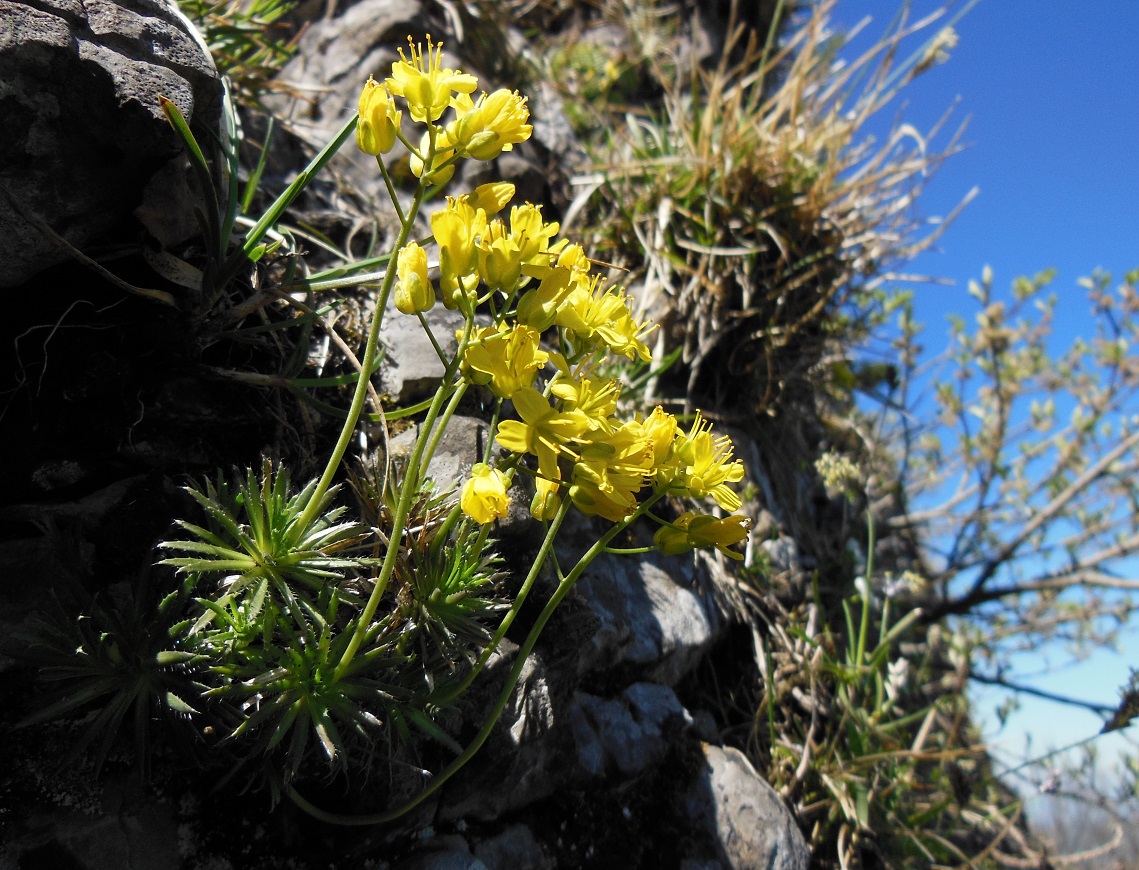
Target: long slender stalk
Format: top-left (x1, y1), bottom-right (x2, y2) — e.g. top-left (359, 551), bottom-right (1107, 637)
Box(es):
top-left (432, 496), bottom-right (573, 707)
top-left (294, 184), bottom-right (428, 535)
top-left (855, 510), bottom-right (876, 668)
top-left (416, 380), bottom-right (469, 491)
top-left (287, 494), bottom-right (661, 825)
top-left (332, 349), bottom-right (463, 681)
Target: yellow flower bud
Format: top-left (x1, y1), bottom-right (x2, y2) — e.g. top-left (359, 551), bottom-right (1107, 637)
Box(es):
top-left (653, 512), bottom-right (751, 560)
top-left (466, 182), bottom-right (516, 217)
top-left (460, 462), bottom-right (511, 524)
top-left (530, 476), bottom-right (561, 522)
top-left (356, 77), bottom-right (400, 155)
top-left (395, 241), bottom-right (434, 314)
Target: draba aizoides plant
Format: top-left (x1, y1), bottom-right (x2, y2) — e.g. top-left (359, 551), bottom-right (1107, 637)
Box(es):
top-left (154, 36), bottom-right (751, 822)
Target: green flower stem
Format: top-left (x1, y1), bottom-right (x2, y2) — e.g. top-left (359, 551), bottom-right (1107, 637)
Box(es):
top-left (855, 510), bottom-right (876, 668)
top-left (417, 379), bottom-right (469, 491)
top-left (379, 156), bottom-right (407, 225)
top-left (295, 191), bottom-right (420, 535)
top-left (287, 494), bottom-right (660, 826)
top-left (427, 364), bottom-right (509, 564)
top-left (333, 351), bottom-right (461, 682)
top-left (481, 398), bottom-right (505, 465)
top-left (603, 546), bottom-right (655, 555)
top-left (432, 496), bottom-right (572, 707)
top-left (332, 263), bottom-right (462, 680)
top-left (298, 139), bottom-right (445, 679)
top-left (416, 311), bottom-right (450, 368)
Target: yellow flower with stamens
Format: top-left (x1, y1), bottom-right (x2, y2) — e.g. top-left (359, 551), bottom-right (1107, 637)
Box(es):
top-left (460, 463), bottom-right (511, 524)
top-left (568, 422), bottom-right (654, 522)
top-left (448, 88), bottom-right (533, 160)
top-left (461, 322), bottom-right (548, 399)
top-left (386, 35), bottom-right (478, 123)
top-left (496, 387), bottom-right (590, 481)
top-left (641, 406), bottom-right (679, 473)
top-left (653, 512), bottom-right (751, 560)
top-left (549, 371), bottom-right (619, 431)
top-left (509, 204), bottom-right (560, 266)
top-left (394, 241), bottom-right (434, 314)
top-left (356, 77), bottom-right (400, 155)
top-left (554, 278), bottom-right (653, 362)
top-left (667, 413), bottom-right (745, 511)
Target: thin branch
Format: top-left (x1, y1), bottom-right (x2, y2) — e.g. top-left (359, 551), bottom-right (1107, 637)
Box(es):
top-left (925, 428), bottom-right (1139, 621)
top-left (969, 671), bottom-right (1114, 717)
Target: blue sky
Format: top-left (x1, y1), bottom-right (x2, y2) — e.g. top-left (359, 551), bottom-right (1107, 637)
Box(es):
top-left (831, 1), bottom-right (1139, 775)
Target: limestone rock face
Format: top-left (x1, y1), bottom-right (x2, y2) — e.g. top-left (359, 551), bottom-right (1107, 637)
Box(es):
top-left (686, 744), bottom-right (811, 870)
top-left (0, 0), bottom-right (221, 285)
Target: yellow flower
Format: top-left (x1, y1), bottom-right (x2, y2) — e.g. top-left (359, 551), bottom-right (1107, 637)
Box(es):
top-left (641, 406), bottom-right (678, 471)
top-left (667, 413), bottom-right (745, 511)
top-left (467, 182), bottom-right (516, 217)
top-left (448, 88), bottom-right (533, 160)
top-left (356, 77), bottom-right (401, 155)
top-left (431, 197), bottom-right (486, 308)
top-left (568, 422), bottom-right (654, 522)
top-left (549, 370), bottom-right (619, 431)
top-left (460, 322), bottom-right (548, 399)
top-left (515, 265), bottom-right (577, 332)
top-left (509, 203), bottom-right (561, 267)
top-left (446, 89), bottom-right (530, 161)
top-left (394, 241), bottom-right (434, 314)
top-left (460, 463), bottom-right (511, 524)
top-left (530, 476), bottom-right (562, 521)
top-left (653, 512), bottom-right (751, 560)
top-left (386, 35), bottom-right (478, 123)
top-left (477, 220), bottom-right (524, 293)
top-left (554, 277), bottom-right (653, 362)
top-left (496, 387), bottom-right (590, 481)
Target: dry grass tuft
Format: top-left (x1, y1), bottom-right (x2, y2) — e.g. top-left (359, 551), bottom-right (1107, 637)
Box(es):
top-left (570, 0), bottom-right (974, 417)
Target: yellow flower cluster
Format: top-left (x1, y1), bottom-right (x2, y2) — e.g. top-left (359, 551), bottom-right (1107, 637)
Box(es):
top-left (357, 44), bottom-right (748, 560)
top-left (356, 35), bottom-right (531, 181)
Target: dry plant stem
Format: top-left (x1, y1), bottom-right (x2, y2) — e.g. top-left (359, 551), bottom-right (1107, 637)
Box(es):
top-left (286, 493), bottom-right (662, 825)
top-left (0, 182), bottom-right (177, 307)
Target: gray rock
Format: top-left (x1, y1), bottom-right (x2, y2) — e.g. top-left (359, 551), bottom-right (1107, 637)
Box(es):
top-left (473, 824), bottom-right (551, 870)
top-left (570, 682), bottom-right (692, 777)
top-left (403, 845), bottom-right (488, 870)
top-left (378, 296), bottom-right (466, 403)
top-left (573, 549), bottom-right (725, 685)
top-left (0, 0), bottom-right (221, 285)
top-left (685, 744), bottom-right (810, 870)
top-left (439, 650), bottom-right (566, 823)
top-left (3, 778), bottom-right (180, 870)
top-left (761, 534), bottom-right (802, 575)
top-left (387, 414), bottom-right (491, 497)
